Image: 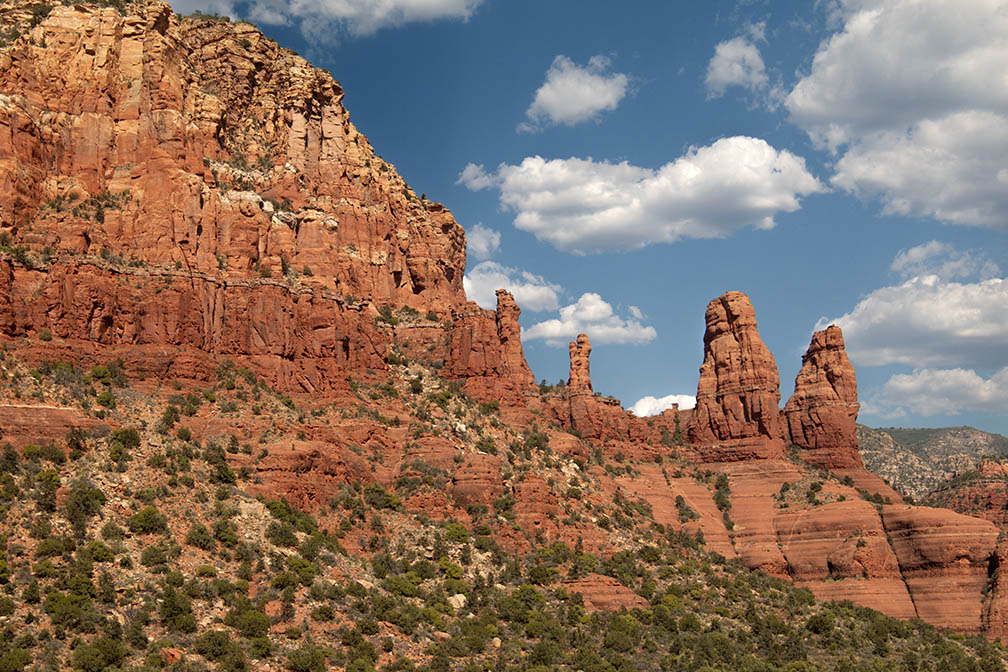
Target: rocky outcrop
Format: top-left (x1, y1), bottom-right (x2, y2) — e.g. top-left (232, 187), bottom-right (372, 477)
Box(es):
top-left (0, 0), bottom-right (482, 392)
top-left (687, 291), bottom-right (786, 461)
top-left (555, 333), bottom-right (687, 460)
top-left (564, 574), bottom-right (650, 612)
top-left (444, 290), bottom-right (536, 404)
top-left (568, 334), bottom-right (592, 393)
top-left (985, 540), bottom-right (1008, 642)
top-left (0, 403), bottom-right (103, 449)
top-left (926, 459), bottom-right (1008, 530)
top-left (784, 325), bottom-right (862, 469)
top-left (0, 260), bottom-right (386, 391)
top-left (448, 453), bottom-right (506, 509)
top-left (774, 499), bottom-right (917, 618)
top-left (882, 505), bottom-right (999, 633)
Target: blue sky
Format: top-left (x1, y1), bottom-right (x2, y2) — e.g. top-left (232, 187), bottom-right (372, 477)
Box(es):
top-left (171, 0), bottom-right (1008, 434)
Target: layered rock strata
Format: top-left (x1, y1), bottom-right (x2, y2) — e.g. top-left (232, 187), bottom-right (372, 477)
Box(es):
top-left (0, 0), bottom-right (499, 392)
top-left (784, 325), bottom-right (863, 469)
top-left (444, 289), bottom-right (536, 404)
top-left (687, 291), bottom-right (787, 461)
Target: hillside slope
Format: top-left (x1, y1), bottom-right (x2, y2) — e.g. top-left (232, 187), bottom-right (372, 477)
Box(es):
top-left (859, 425), bottom-right (1008, 500)
top-left (1, 1), bottom-right (1008, 669)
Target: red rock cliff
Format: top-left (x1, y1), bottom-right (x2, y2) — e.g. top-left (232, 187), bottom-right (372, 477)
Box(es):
top-left (784, 325), bottom-right (863, 469)
top-left (0, 0), bottom-right (525, 393)
top-left (568, 334), bottom-right (592, 394)
top-left (687, 291), bottom-right (787, 461)
top-left (444, 289), bottom-right (536, 404)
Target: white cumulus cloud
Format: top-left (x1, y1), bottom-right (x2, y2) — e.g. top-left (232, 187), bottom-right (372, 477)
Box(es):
top-left (705, 36), bottom-right (768, 98)
top-left (456, 163), bottom-right (494, 191)
top-left (890, 240), bottom-right (1000, 281)
top-left (820, 275), bottom-right (1008, 370)
top-left (171, 0), bottom-right (483, 38)
top-left (463, 261), bottom-right (561, 313)
top-left (630, 394), bottom-right (697, 417)
top-left (822, 243), bottom-right (1008, 418)
top-left (786, 0), bottom-right (1008, 228)
top-left (465, 223), bottom-right (500, 261)
top-left (524, 293), bottom-right (656, 346)
top-left (458, 136), bottom-right (825, 254)
top-left (871, 366), bottom-right (1008, 417)
top-left (520, 55), bottom-right (629, 132)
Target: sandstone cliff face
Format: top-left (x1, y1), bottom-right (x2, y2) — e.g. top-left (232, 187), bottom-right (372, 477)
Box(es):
top-left (568, 334), bottom-right (592, 394)
top-left (444, 289), bottom-right (536, 404)
top-left (0, 2), bottom-right (466, 307)
top-left (0, 0), bottom-right (484, 391)
top-left (0, 259), bottom-right (386, 390)
top-left (784, 325), bottom-right (862, 469)
top-left (687, 291), bottom-right (787, 461)
top-left (882, 505), bottom-right (1000, 633)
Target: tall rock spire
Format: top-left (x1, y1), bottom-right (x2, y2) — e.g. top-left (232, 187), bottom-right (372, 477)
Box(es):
top-left (686, 291), bottom-right (787, 461)
top-left (784, 325), bottom-right (863, 469)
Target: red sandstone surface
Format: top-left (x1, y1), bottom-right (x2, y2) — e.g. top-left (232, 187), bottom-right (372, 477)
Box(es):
top-left (687, 291), bottom-right (787, 461)
top-left (784, 325), bottom-right (863, 469)
top-left (0, 0), bottom-right (1004, 639)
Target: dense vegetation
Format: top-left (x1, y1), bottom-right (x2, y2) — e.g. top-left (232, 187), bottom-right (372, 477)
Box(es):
top-left (0, 350), bottom-right (1005, 672)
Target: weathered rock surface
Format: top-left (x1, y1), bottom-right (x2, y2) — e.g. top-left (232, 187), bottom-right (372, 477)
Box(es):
top-left (687, 292), bottom-right (786, 461)
top-left (0, 403), bottom-right (103, 448)
top-left (882, 505), bottom-right (999, 633)
top-left (784, 325), bottom-right (862, 469)
top-left (0, 2), bottom-right (466, 309)
top-left (0, 260), bottom-right (385, 391)
top-left (444, 290), bottom-right (536, 404)
top-left (568, 334), bottom-right (592, 394)
top-left (553, 334), bottom-right (690, 461)
top-left (0, 0), bottom-right (503, 394)
top-left (927, 459), bottom-right (1008, 531)
top-left (616, 463), bottom-right (736, 559)
top-left (775, 499), bottom-right (916, 618)
top-left (985, 540), bottom-right (1008, 642)
top-left (564, 573), bottom-right (650, 612)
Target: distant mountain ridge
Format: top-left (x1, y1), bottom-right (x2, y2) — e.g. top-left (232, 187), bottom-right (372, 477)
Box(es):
top-left (858, 424), bottom-right (1008, 500)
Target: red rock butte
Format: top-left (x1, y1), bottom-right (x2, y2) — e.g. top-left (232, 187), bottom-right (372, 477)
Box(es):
top-left (687, 291), bottom-right (788, 461)
top-left (784, 324), bottom-right (863, 469)
top-left (1, 0), bottom-right (1007, 641)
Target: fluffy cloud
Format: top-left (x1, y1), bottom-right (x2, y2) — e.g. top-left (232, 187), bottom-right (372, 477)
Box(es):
top-left (890, 241), bottom-right (1000, 281)
top-left (456, 163), bottom-right (494, 191)
top-left (820, 275), bottom-right (1008, 370)
top-left (524, 293), bottom-right (656, 346)
top-left (170, 0), bottom-right (482, 37)
top-left (630, 394), bottom-right (696, 417)
top-left (520, 55), bottom-right (629, 132)
top-left (870, 366), bottom-right (1008, 417)
top-left (463, 261), bottom-right (561, 313)
top-left (458, 137), bottom-right (824, 254)
top-left (786, 0), bottom-right (1008, 228)
top-left (822, 244), bottom-right (1008, 417)
top-left (465, 224), bottom-right (500, 261)
top-left (705, 36), bottom-right (768, 98)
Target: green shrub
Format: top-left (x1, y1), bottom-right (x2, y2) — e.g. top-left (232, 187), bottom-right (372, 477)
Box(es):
top-left (185, 523), bottom-right (215, 550)
top-left (265, 521), bottom-right (298, 547)
top-left (127, 506), bottom-right (168, 534)
top-left (287, 645), bottom-right (326, 672)
top-left (70, 638), bottom-right (126, 672)
top-left (235, 610), bottom-right (270, 638)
